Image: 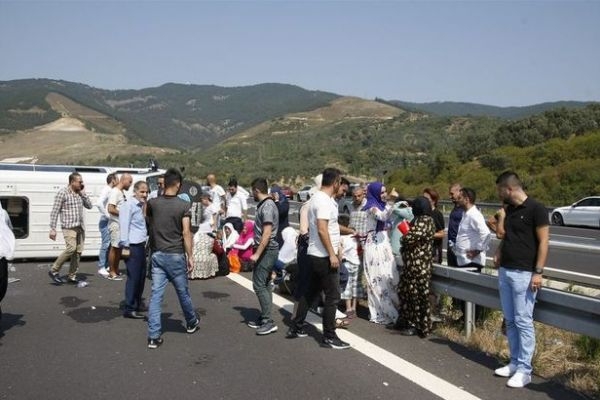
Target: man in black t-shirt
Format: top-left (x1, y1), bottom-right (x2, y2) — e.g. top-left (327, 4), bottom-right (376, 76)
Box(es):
top-left (493, 171), bottom-right (549, 388)
top-left (145, 168), bottom-right (199, 349)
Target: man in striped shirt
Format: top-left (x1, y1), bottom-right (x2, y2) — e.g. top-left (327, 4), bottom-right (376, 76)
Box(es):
top-left (48, 172), bottom-right (93, 284)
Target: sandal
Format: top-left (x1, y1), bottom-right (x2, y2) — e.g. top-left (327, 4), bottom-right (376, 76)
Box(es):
top-left (345, 310), bottom-right (356, 319)
top-left (335, 318), bottom-right (351, 329)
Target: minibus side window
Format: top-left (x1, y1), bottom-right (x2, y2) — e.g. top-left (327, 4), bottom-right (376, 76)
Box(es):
top-left (0, 196), bottom-right (29, 239)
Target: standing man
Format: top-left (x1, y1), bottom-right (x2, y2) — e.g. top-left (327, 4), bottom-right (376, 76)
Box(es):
top-left (107, 173), bottom-right (133, 280)
top-left (446, 183), bottom-right (464, 267)
top-left (119, 181), bottom-right (149, 320)
top-left (148, 175), bottom-right (165, 200)
top-left (454, 187), bottom-right (491, 271)
top-left (48, 172), bottom-right (93, 284)
top-left (493, 171), bottom-right (549, 388)
top-left (0, 201), bottom-right (15, 320)
top-left (206, 173), bottom-right (226, 225)
top-left (95, 173), bottom-right (117, 277)
top-left (246, 178), bottom-right (279, 335)
top-left (225, 178), bottom-right (248, 233)
top-left (146, 168), bottom-right (199, 349)
top-left (288, 168), bottom-right (350, 349)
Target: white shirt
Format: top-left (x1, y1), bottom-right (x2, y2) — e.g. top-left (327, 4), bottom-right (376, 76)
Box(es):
top-left (455, 205), bottom-right (491, 267)
top-left (308, 190), bottom-right (340, 258)
top-left (278, 226), bottom-right (298, 264)
top-left (340, 235), bottom-right (360, 265)
top-left (95, 184), bottom-right (112, 220)
top-left (226, 191), bottom-right (248, 219)
top-left (209, 185), bottom-right (226, 210)
top-left (197, 203), bottom-right (219, 233)
top-left (107, 187), bottom-right (126, 223)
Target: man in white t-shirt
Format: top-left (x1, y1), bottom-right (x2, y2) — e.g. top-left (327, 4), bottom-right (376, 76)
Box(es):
top-left (454, 187), bottom-right (491, 271)
top-left (107, 173), bottom-right (132, 280)
top-left (95, 173), bottom-right (117, 276)
top-left (207, 173), bottom-right (226, 226)
top-left (288, 168), bottom-right (350, 350)
top-left (225, 178), bottom-right (248, 233)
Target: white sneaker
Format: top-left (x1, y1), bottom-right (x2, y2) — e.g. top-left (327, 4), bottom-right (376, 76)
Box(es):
top-left (98, 268), bottom-right (109, 277)
top-left (494, 363), bottom-right (517, 377)
top-left (506, 372), bottom-right (531, 388)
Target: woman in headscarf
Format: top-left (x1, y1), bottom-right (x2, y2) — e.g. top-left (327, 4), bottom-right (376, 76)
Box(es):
top-left (221, 222), bottom-right (239, 253)
top-left (190, 192), bottom-right (219, 279)
top-left (361, 182), bottom-right (400, 325)
top-left (397, 196), bottom-right (436, 337)
top-left (230, 220), bottom-right (255, 272)
top-left (0, 202), bottom-right (16, 320)
top-left (269, 184), bottom-right (289, 248)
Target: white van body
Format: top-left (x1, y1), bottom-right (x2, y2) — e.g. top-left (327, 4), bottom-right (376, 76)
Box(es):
top-left (0, 163), bottom-right (164, 259)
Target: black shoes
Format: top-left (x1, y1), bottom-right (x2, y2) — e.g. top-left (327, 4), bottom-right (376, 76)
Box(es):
top-left (286, 326), bottom-right (308, 339)
top-left (123, 311), bottom-right (146, 320)
top-left (147, 338), bottom-right (164, 349)
top-left (48, 271), bottom-right (63, 284)
top-left (186, 318), bottom-right (200, 334)
top-left (322, 336), bottom-right (351, 350)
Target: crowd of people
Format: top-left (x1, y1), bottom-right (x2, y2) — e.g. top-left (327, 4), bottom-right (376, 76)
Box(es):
top-left (0, 166), bottom-right (547, 389)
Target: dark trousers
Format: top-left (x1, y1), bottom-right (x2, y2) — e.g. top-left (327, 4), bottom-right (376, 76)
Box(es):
top-left (292, 255), bottom-right (341, 339)
top-left (293, 234), bottom-right (310, 301)
top-left (446, 246), bottom-right (458, 267)
top-left (124, 243), bottom-right (147, 313)
top-left (0, 258), bottom-right (7, 319)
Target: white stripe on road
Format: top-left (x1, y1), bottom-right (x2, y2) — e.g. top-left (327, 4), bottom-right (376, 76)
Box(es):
top-left (227, 272), bottom-right (483, 400)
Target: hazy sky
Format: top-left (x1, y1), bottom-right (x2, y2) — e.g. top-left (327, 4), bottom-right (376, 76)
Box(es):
top-left (1, 0), bottom-right (599, 106)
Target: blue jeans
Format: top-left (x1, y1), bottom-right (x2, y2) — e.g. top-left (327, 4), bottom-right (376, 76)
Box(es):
top-left (252, 248), bottom-right (279, 321)
top-left (147, 252), bottom-right (197, 339)
top-left (498, 267), bottom-right (537, 374)
top-left (124, 243), bottom-right (147, 313)
top-left (98, 218), bottom-right (110, 269)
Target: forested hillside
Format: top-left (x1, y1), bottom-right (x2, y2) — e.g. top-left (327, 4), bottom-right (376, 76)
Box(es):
top-left (0, 79), bottom-right (340, 148)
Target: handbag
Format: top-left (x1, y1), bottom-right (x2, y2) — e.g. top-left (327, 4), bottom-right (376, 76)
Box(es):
top-left (212, 239), bottom-right (224, 256)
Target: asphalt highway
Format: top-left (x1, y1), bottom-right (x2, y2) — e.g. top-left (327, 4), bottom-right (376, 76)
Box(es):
top-left (0, 261), bottom-right (587, 400)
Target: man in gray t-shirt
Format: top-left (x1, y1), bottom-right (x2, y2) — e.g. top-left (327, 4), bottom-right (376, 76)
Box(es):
top-left (247, 178), bottom-right (279, 336)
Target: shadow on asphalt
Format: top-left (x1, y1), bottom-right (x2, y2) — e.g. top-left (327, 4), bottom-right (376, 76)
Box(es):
top-left (0, 313), bottom-right (26, 344)
top-left (202, 291), bottom-right (230, 299)
top-left (59, 296), bottom-right (88, 308)
top-left (233, 306), bottom-right (261, 324)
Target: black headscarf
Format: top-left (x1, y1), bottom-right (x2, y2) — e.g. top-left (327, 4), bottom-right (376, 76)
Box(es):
top-left (411, 196), bottom-right (432, 224)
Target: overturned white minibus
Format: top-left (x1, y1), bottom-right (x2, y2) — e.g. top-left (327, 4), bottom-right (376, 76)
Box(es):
top-left (0, 163), bottom-right (164, 259)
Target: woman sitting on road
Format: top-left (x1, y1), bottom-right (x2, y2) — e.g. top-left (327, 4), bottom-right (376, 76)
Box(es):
top-left (229, 220), bottom-right (255, 272)
top-left (190, 192), bottom-right (219, 280)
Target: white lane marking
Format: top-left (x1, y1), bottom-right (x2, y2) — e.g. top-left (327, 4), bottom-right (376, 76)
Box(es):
top-left (227, 272), bottom-right (483, 400)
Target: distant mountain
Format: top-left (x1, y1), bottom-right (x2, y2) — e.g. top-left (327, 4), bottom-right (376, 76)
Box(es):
top-left (380, 99), bottom-right (597, 119)
top-left (0, 79), bottom-right (340, 149)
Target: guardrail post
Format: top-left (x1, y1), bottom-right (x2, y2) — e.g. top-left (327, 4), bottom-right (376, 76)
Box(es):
top-left (464, 301), bottom-right (475, 338)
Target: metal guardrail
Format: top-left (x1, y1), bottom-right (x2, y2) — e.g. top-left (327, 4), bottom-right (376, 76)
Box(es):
top-left (431, 264), bottom-right (600, 339)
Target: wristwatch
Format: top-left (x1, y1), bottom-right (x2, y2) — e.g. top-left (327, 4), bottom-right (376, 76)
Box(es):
top-left (534, 267), bottom-right (544, 274)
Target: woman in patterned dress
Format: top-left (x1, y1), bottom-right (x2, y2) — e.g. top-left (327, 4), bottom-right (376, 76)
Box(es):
top-left (362, 182), bottom-right (400, 325)
top-left (190, 192), bottom-right (219, 279)
top-left (398, 196), bottom-right (436, 337)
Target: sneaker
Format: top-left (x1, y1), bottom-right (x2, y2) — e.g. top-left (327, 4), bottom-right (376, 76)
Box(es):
top-left (67, 277), bottom-right (79, 284)
top-left (506, 372), bottom-right (532, 388)
top-left (48, 270), bottom-right (63, 284)
top-left (186, 318), bottom-right (200, 334)
top-left (285, 326), bottom-right (308, 339)
top-left (98, 268), bottom-right (109, 277)
top-left (322, 336), bottom-right (350, 350)
top-left (247, 319), bottom-right (265, 329)
top-left (256, 320), bottom-right (278, 336)
top-left (494, 363), bottom-right (518, 377)
top-left (107, 274), bottom-right (123, 281)
top-left (147, 337), bottom-right (164, 349)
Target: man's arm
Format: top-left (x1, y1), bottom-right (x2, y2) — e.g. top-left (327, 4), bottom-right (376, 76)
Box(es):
top-left (530, 225), bottom-right (549, 291)
top-left (317, 218), bottom-right (339, 269)
top-left (251, 223), bottom-right (272, 261)
top-left (118, 202), bottom-right (131, 248)
top-left (49, 190), bottom-right (65, 240)
top-left (80, 192), bottom-right (93, 210)
top-left (182, 216), bottom-right (194, 272)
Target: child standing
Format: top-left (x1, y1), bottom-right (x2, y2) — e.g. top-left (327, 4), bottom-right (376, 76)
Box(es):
top-left (338, 215), bottom-right (362, 326)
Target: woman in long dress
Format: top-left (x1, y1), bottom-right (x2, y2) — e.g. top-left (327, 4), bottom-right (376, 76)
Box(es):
top-left (398, 196), bottom-right (436, 337)
top-left (362, 182), bottom-right (400, 325)
top-left (190, 192), bottom-right (219, 279)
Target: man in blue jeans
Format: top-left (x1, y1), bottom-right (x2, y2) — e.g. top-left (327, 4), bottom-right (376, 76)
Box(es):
top-left (493, 171), bottom-right (549, 388)
top-left (146, 168), bottom-right (199, 349)
top-left (95, 173), bottom-right (117, 277)
top-left (246, 178), bottom-right (279, 335)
